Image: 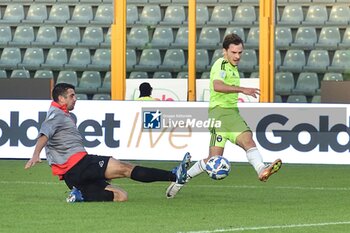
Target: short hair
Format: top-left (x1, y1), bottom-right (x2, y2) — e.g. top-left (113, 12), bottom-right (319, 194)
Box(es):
top-left (222, 33), bottom-right (244, 50)
top-left (139, 82), bottom-right (153, 97)
top-left (52, 83), bottom-right (75, 102)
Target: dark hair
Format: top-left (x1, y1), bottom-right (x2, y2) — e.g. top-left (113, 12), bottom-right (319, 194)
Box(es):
top-left (222, 33), bottom-right (244, 50)
top-left (139, 82), bottom-right (153, 97)
top-left (52, 83), bottom-right (75, 102)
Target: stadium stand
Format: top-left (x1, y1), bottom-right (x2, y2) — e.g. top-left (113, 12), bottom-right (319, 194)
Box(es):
top-left (286, 95), bottom-right (308, 103)
top-left (55, 26), bottom-right (81, 47)
top-left (275, 72), bottom-right (295, 96)
top-left (9, 26), bottom-right (35, 46)
top-left (0, 26), bottom-right (12, 46)
top-left (10, 69), bottom-right (30, 79)
top-left (293, 72), bottom-right (319, 96)
top-left (160, 5), bottom-right (186, 25)
top-left (19, 48), bottom-right (45, 70)
top-left (0, 47), bottom-right (21, 69)
top-left (0, 0), bottom-right (348, 101)
top-left (34, 70), bottom-right (54, 79)
top-left (303, 49), bottom-right (330, 73)
top-left (33, 26), bottom-right (58, 46)
top-left (56, 71), bottom-right (78, 86)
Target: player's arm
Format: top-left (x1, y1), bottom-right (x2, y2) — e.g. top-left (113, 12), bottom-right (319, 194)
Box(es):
top-left (213, 80), bottom-right (260, 98)
top-left (24, 134), bottom-right (48, 169)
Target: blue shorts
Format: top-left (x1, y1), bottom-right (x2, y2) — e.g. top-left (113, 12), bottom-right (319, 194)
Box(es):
top-left (63, 154), bottom-right (114, 202)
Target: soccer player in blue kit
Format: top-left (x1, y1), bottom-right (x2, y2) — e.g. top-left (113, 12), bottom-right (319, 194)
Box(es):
top-left (25, 83), bottom-right (191, 202)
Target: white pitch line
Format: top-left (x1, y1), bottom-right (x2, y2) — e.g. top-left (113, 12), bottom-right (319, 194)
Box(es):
top-left (178, 221), bottom-right (350, 233)
top-left (1, 181), bottom-right (350, 191)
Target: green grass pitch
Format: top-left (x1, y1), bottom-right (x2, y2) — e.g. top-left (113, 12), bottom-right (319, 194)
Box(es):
top-left (1, 159), bottom-right (350, 233)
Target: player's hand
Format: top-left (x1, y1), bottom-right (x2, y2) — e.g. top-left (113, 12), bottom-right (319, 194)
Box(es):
top-left (24, 156), bottom-right (42, 169)
top-left (242, 87), bottom-right (260, 98)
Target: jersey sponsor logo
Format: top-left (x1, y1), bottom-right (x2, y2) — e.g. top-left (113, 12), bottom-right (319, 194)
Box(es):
top-left (143, 110), bottom-right (162, 129)
top-left (256, 114), bottom-right (350, 152)
top-left (99, 160), bottom-right (104, 168)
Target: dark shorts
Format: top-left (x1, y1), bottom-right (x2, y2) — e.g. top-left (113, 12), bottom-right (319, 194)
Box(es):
top-left (63, 154), bottom-right (114, 202)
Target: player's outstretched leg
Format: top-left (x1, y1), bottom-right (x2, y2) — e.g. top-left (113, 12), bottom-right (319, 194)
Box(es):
top-left (258, 159), bottom-right (282, 182)
top-left (166, 152), bottom-right (191, 198)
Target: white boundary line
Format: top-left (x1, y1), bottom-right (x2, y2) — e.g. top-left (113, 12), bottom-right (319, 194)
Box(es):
top-left (1, 181), bottom-right (350, 191)
top-left (178, 221), bottom-right (350, 233)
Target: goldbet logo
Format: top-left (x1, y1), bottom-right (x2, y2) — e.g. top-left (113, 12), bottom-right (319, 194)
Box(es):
top-left (0, 112), bottom-right (120, 148)
top-left (256, 114), bottom-right (350, 152)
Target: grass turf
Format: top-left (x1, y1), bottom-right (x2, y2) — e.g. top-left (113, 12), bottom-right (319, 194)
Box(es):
top-left (0, 160), bottom-right (350, 233)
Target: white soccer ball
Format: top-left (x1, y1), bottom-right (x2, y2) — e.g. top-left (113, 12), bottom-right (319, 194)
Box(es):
top-left (205, 156), bottom-right (231, 180)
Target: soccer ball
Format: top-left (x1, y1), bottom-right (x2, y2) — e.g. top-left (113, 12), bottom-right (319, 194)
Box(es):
top-left (205, 156), bottom-right (231, 180)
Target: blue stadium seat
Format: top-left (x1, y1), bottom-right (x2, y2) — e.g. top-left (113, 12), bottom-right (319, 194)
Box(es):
top-left (327, 5), bottom-right (350, 25)
top-left (245, 27), bottom-right (259, 48)
top-left (138, 5), bottom-right (162, 25)
top-left (197, 27), bottom-right (220, 49)
top-left (0, 26), bottom-right (12, 46)
top-left (316, 27), bottom-right (341, 49)
top-left (159, 49), bottom-right (185, 71)
top-left (0, 47), bottom-right (21, 69)
top-left (69, 4), bottom-right (93, 24)
top-left (46, 4), bottom-right (70, 23)
top-left (65, 48), bottom-right (91, 69)
top-left (232, 5), bottom-right (256, 25)
top-left (19, 48), bottom-right (44, 70)
top-left (127, 5), bottom-right (138, 25)
top-left (196, 49), bottom-right (210, 71)
top-left (287, 95), bottom-right (307, 103)
top-left (9, 26), bottom-right (35, 45)
top-left (93, 4), bottom-right (113, 24)
top-left (32, 26), bottom-right (57, 46)
top-left (275, 27), bottom-right (293, 49)
top-left (339, 27), bottom-right (350, 49)
top-left (149, 27), bottom-right (174, 48)
top-left (291, 27), bottom-right (317, 49)
top-left (126, 49), bottom-right (137, 71)
top-left (280, 5), bottom-right (304, 25)
top-left (129, 71), bottom-right (149, 79)
top-left (34, 70), bottom-right (54, 79)
top-left (303, 50), bottom-right (329, 73)
top-left (42, 48), bottom-right (68, 69)
top-left (293, 72), bottom-right (319, 95)
top-left (208, 5), bottom-right (233, 25)
top-left (172, 27), bottom-right (189, 48)
top-left (279, 49), bottom-right (306, 72)
top-left (2, 4), bottom-right (25, 23)
top-left (237, 49), bottom-right (257, 72)
top-left (275, 72), bottom-right (295, 96)
top-left (79, 26), bottom-right (104, 46)
top-left (88, 49), bottom-right (111, 70)
top-left (153, 71), bottom-right (172, 79)
top-left (77, 71), bottom-right (102, 94)
top-left (160, 5), bottom-right (186, 25)
top-left (127, 26), bottom-right (150, 48)
top-left (23, 4), bottom-right (48, 23)
top-left (303, 5), bottom-right (328, 25)
top-left (10, 69), bottom-right (30, 79)
top-left (323, 72), bottom-right (343, 81)
top-left (55, 26), bottom-right (81, 46)
top-left (328, 50), bottom-right (350, 72)
top-left (196, 5), bottom-right (209, 25)
top-left (56, 71), bottom-right (78, 86)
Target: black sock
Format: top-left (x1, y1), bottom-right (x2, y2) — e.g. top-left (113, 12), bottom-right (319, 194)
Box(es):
top-left (130, 166), bottom-right (176, 183)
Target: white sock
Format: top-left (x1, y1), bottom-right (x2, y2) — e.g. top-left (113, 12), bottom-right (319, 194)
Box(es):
top-left (186, 160), bottom-right (206, 182)
top-left (246, 147), bottom-right (266, 175)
